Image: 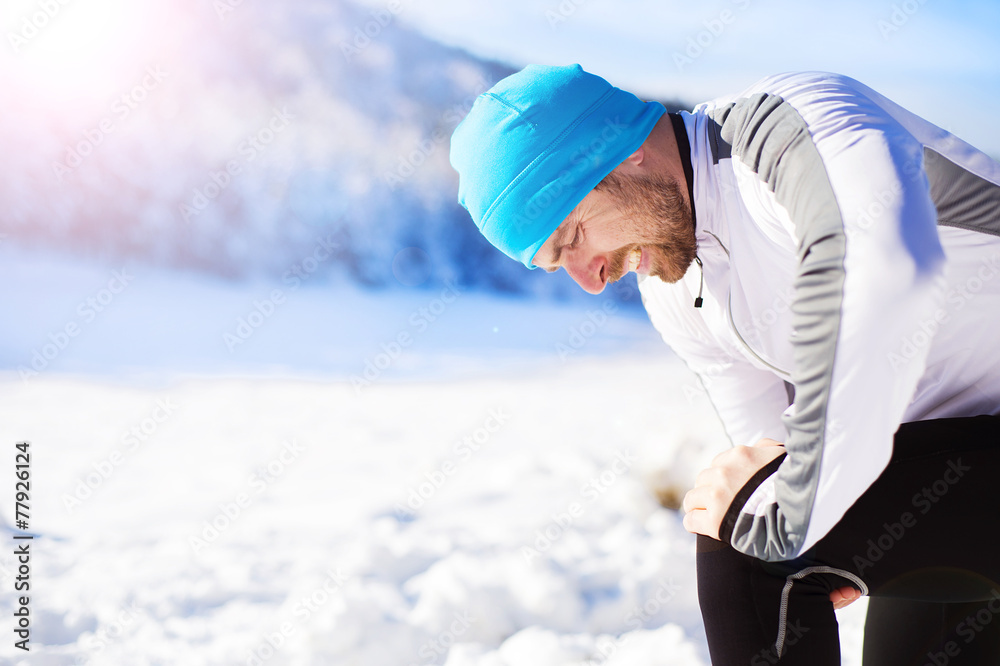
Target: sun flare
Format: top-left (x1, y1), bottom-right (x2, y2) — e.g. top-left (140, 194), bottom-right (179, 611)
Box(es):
top-left (4, 0), bottom-right (156, 104)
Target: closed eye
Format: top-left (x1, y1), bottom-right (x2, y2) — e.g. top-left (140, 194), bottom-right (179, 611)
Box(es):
top-left (569, 225), bottom-right (582, 249)
top-left (546, 221), bottom-right (582, 270)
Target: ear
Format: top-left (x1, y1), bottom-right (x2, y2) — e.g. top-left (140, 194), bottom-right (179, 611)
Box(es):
top-left (620, 146), bottom-right (645, 167)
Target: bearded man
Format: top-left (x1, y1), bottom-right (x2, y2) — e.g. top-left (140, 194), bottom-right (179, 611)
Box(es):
top-left (449, 64), bottom-right (1000, 664)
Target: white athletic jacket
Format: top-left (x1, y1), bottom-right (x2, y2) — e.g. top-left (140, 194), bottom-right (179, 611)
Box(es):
top-left (638, 72), bottom-right (1000, 561)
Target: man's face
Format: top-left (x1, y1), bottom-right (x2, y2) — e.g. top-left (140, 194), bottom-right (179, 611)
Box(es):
top-left (531, 169), bottom-right (697, 294)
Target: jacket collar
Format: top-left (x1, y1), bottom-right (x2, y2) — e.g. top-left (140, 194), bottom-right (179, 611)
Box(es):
top-left (668, 112), bottom-right (698, 238)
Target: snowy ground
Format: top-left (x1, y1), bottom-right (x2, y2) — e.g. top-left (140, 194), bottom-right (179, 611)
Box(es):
top-left (0, 251), bottom-right (868, 665)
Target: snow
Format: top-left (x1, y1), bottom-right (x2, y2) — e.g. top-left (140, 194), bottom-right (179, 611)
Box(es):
top-left (0, 250), bottom-right (868, 665)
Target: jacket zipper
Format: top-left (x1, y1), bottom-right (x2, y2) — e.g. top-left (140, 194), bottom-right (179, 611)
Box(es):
top-left (700, 231), bottom-right (792, 379)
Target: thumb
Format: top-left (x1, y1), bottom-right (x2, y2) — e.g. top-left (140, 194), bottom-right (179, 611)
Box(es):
top-left (753, 438), bottom-right (785, 448)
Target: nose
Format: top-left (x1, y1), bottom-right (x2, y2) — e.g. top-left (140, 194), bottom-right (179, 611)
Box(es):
top-left (563, 249), bottom-right (607, 294)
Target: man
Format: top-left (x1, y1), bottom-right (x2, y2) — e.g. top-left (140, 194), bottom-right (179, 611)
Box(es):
top-left (450, 64), bottom-right (1000, 664)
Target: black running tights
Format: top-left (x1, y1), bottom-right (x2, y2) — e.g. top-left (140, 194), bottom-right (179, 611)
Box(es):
top-left (697, 415), bottom-right (1000, 665)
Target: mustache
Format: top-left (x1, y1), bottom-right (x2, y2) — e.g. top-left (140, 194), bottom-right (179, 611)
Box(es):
top-left (607, 244), bottom-right (637, 283)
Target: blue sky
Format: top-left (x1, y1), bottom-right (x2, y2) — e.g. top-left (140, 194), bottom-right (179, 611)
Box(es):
top-left (358, 0), bottom-right (1000, 157)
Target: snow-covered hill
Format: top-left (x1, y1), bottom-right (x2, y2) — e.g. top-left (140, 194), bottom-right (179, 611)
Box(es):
top-left (0, 0), bottom-right (506, 288)
top-left (0, 0), bottom-right (686, 300)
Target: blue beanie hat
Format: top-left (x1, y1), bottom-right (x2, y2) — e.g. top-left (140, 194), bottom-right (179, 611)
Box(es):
top-left (449, 64), bottom-right (665, 269)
